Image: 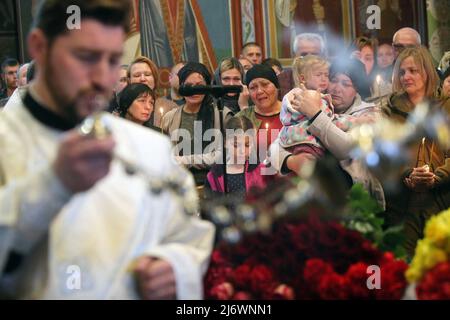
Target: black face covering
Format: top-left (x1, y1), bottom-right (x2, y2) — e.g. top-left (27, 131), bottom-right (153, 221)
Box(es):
top-left (177, 62), bottom-right (215, 152)
top-left (178, 62), bottom-right (212, 86)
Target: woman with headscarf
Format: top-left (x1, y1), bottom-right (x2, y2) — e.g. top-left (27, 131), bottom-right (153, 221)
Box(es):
top-left (161, 62), bottom-right (232, 186)
top-left (118, 83), bottom-right (158, 130)
top-left (235, 64), bottom-right (283, 161)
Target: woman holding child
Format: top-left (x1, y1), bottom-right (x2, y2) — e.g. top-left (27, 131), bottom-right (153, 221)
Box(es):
top-left (268, 57), bottom-right (384, 205)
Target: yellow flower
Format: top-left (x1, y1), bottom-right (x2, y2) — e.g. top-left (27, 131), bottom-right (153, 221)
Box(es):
top-left (406, 239), bottom-right (448, 282)
top-left (425, 209), bottom-right (450, 247)
top-left (406, 266), bottom-right (422, 283)
top-left (406, 239), bottom-right (431, 282)
top-left (406, 209), bottom-right (450, 283)
top-left (423, 247), bottom-right (447, 270)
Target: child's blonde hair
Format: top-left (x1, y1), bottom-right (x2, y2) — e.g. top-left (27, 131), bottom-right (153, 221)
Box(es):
top-left (292, 55), bottom-right (329, 87)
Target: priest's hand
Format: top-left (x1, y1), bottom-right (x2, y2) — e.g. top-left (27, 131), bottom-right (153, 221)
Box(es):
top-left (53, 130), bottom-right (115, 193)
top-left (134, 256), bottom-right (177, 300)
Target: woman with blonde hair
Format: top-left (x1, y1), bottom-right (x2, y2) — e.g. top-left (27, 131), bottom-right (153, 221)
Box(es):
top-left (382, 46), bottom-right (450, 257)
top-left (215, 57), bottom-right (249, 114)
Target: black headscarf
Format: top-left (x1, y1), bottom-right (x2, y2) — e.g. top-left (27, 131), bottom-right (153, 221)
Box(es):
top-left (330, 57), bottom-right (371, 99)
top-left (178, 62), bottom-right (212, 86)
top-left (245, 64), bottom-right (280, 88)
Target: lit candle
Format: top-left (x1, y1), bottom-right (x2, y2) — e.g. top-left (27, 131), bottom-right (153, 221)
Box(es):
top-left (159, 107), bottom-right (164, 133)
top-left (428, 142), bottom-right (434, 168)
top-left (376, 74), bottom-right (382, 98)
top-left (265, 123), bottom-right (269, 130)
top-left (416, 137), bottom-right (425, 168)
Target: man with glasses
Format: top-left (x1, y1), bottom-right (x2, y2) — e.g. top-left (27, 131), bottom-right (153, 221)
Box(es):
top-left (278, 33), bottom-right (327, 98)
top-left (372, 27), bottom-right (422, 101)
top-left (392, 27), bottom-right (421, 59)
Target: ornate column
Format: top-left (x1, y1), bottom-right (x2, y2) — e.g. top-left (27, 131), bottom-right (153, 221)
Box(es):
top-left (426, 0), bottom-right (450, 64)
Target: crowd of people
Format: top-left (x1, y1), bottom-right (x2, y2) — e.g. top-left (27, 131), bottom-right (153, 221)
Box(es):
top-left (0, 0), bottom-right (449, 299)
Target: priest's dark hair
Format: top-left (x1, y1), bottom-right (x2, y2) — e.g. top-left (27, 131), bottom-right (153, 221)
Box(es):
top-left (33, 0), bottom-right (131, 44)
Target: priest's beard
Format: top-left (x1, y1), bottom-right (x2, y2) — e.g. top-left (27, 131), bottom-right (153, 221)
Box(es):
top-left (44, 55), bottom-right (111, 125)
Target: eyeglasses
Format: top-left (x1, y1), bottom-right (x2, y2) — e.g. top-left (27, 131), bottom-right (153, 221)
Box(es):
top-left (392, 43), bottom-right (418, 50)
top-left (298, 52), bottom-right (321, 58)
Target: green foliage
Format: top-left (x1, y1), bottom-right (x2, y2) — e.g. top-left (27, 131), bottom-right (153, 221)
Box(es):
top-left (342, 184), bottom-right (407, 259)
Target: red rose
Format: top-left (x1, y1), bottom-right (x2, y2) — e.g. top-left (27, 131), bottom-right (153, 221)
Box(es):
top-left (233, 291), bottom-right (253, 300)
top-left (303, 259), bottom-right (334, 290)
top-left (273, 284), bottom-right (295, 300)
top-left (250, 265), bottom-right (275, 292)
top-left (204, 212), bottom-right (404, 300)
top-left (204, 266), bottom-right (233, 289)
top-left (317, 223), bottom-right (343, 249)
top-left (260, 282), bottom-right (281, 300)
top-left (417, 262), bottom-right (450, 300)
top-left (380, 252), bottom-right (395, 263)
top-left (290, 224), bottom-right (316, 252)
top-left (234, 264), bottom-right (252, 288)
top-left (319, 273), bottom-right (349, 300)
top-left (345, 262), bottom-right (372, 299)
top-left (358, 240), bottom-right (382, 263)
top-left (209, 282), bottom-right (234, 300)
top-left (375, 260), bottom-right (408, 300)
top-left (211, 249), bottom-right (228, 265)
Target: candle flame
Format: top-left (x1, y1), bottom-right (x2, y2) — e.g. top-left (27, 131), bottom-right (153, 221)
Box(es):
top-left (159, 107), bottom-right (164, 114)
top-left (376, 75), bottom-right (382, 85)
top-left (265, 123), bottom-right (269, 130)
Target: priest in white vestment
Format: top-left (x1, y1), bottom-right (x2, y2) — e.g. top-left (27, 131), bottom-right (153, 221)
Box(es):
top-left (0, 0), bottom-right (214, 299)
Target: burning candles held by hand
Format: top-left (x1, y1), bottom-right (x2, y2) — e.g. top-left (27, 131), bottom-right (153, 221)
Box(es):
top-left (376, 74), bottom-right (382, 98)
top-left (418, 137), bottom-right (434, 170)
top-left (159, 107), bottom-right (164, 133)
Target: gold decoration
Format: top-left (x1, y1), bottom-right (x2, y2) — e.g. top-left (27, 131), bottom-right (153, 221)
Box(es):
top-left (160, 0), bottom-right (186, 63)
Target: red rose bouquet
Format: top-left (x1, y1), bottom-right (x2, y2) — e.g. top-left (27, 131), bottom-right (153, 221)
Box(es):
top-left (204, 215), bottom-right (408, 300)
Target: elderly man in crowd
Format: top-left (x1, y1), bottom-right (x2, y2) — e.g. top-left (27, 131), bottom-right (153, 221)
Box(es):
top-left (278, 33), bottom-right (327, 98)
